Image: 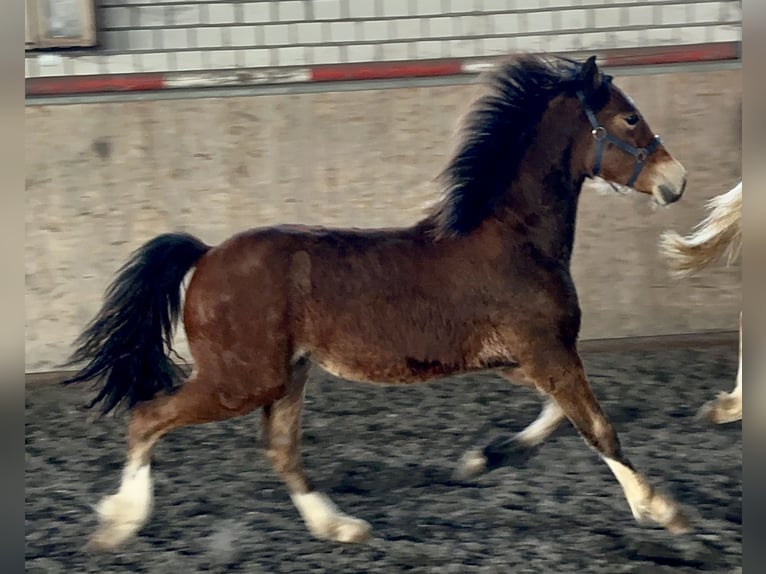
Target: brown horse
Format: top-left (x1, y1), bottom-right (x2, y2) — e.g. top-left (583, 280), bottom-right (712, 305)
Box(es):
top-left (63, 54), bottom-right (689, 551)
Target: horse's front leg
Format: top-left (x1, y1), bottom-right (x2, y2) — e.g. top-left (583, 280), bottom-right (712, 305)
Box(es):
top-left (463, 344), bottom-right (689, 533)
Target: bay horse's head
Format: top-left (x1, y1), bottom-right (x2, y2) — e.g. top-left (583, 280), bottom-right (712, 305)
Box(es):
top-left (430, 53), bottom-right (688, 239)
top-left (574, 56), bottom-right (687, 205)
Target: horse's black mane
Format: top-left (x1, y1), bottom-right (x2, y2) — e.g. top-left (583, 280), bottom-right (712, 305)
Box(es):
top-left (427, 53), bottom-right (611, 238)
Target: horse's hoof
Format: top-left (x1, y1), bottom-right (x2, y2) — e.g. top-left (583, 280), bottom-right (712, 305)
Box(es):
top-left (83, 491), bottom-right (150, 553)
top-left (330, 517), bottom-right (372, 543)
top-left (696, 394), bottom-right (741, 425)
top-left (84, 529), bottom-right (130, 553)
top-left (664, 509), bottom-right (692, 535)
top-left (636, 490), bottom-right (691, 535)
top-left (454, 449), bottom-right (487, 480)
top-left (309, 514), bottom-right (372, 543)
top-left (293, 492), bottom-right (372, 544)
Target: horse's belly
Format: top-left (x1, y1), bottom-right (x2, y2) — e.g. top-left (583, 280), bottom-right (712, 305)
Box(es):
top-left (310, 336), bottom-right (517, 384)
top-left (302, 301), bottom-right (519, 383)
top-left (313, 353), bottom-right (463, 384)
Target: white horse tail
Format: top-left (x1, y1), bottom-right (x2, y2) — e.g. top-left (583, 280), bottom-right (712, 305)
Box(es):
top-left (659, 180), bottom-right (742, 278)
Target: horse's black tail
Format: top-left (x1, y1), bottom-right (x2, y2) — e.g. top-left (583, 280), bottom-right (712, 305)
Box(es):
top-left (61, 232), bottom-right (211, 416)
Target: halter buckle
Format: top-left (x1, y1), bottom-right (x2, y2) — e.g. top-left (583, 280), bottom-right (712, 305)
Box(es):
top-left (592, 126), bottom-right (607, 141)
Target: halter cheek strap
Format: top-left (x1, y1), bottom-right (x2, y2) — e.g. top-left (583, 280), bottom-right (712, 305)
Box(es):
top-left (576, 91), bottom-right (662, 187)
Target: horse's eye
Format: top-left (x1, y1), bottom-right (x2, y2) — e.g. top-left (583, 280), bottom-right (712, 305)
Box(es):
top-left (625, 114), bottom-right (640, 126)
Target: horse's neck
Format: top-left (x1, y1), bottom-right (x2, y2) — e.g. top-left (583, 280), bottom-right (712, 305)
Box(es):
top-left (497, 100), bottom-right (586, 268)
top-left (499, 175), bottom-right (582, 268)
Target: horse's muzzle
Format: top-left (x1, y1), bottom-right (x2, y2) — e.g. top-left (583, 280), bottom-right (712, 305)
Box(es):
top-left (656, 177), bottom-right (686, 205)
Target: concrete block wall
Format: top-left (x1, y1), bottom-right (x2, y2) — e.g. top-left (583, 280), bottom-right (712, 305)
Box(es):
top-left (26, 0), bottom-right (741, 77)
top-left (25, 67), bottom-right (742, 372)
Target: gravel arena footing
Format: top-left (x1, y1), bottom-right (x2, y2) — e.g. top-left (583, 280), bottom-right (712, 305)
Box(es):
top-left (26, 347), bottom-right (741, 573)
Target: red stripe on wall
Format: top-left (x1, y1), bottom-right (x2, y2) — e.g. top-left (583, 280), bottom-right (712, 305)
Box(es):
top-left (597, 42), bottom-right (740, 67)
top-left (26, 74), bottom-right (165, 96)
top-left (25, 42), bottom-right (740, 97)
top-left (310, 60), bottom-right (464, 82)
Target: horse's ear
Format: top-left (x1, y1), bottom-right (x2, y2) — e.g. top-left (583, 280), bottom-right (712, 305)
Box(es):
top-left (580, 55), bottom-right (602, 97)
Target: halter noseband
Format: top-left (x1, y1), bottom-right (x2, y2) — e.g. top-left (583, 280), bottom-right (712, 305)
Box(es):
top-left (576, 90), bottom-right (662, 188)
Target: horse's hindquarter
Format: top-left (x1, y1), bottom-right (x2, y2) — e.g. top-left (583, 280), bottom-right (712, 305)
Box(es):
top-left (182, 225), bottom-right (453, 381)
top-left (182, 229), bottom-right (297, 379)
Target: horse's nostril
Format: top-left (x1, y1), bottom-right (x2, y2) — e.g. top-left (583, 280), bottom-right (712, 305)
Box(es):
top-left (658, 184), bottom-right (682, 204)
top-left (679, 177), bottom-right (687, 196)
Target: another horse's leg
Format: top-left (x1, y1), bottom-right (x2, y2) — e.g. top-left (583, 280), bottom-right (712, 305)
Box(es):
top-left (457, 396), bottom-right (565, 479)
top-left (261, 358), bottom-right (371, 543)
top-left (87, 374), bottom-right (260, 551)
top-left (697, 311), bottom-right (742, 424)
top-left (534, 347), bottom-right (690, 534)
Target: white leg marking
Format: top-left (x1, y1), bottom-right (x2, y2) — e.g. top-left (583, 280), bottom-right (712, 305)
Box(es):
top-left (604, 457), bottom-right (651, 521)
top-left (603, 457), bottom-right (688, 533)
top-left (698, 312), bottom-right (742, 424)
top-left (290, 492), bottom-right (371, 543)
top-left (515, 400), bottom-right (565, 446)
top-left (732, 349), bottom-right (742, 400)
top-left (729, 313), bottom-right (743, 405)
top-left (456, 400), bottom-right (564, 480)
top-left (88, 462), bottom-right (153, 551)
top-left (455, 449), bottom-right (489, 479)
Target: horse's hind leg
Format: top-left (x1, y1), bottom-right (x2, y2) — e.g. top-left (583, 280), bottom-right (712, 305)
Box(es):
top-left (697, 311), bottom-right (742, 424)
top-left (531, 346), bottom-right (690, 534)
top-left (260, 358), bottom-right (371, 543)
top-left (87, 374), bottom-right (262, 551)
top-left (457, 396), bottom-right (565, 479)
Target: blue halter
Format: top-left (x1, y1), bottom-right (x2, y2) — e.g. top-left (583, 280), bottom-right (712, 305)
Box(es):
top-left (576, 90), bottom-right (662, 188)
